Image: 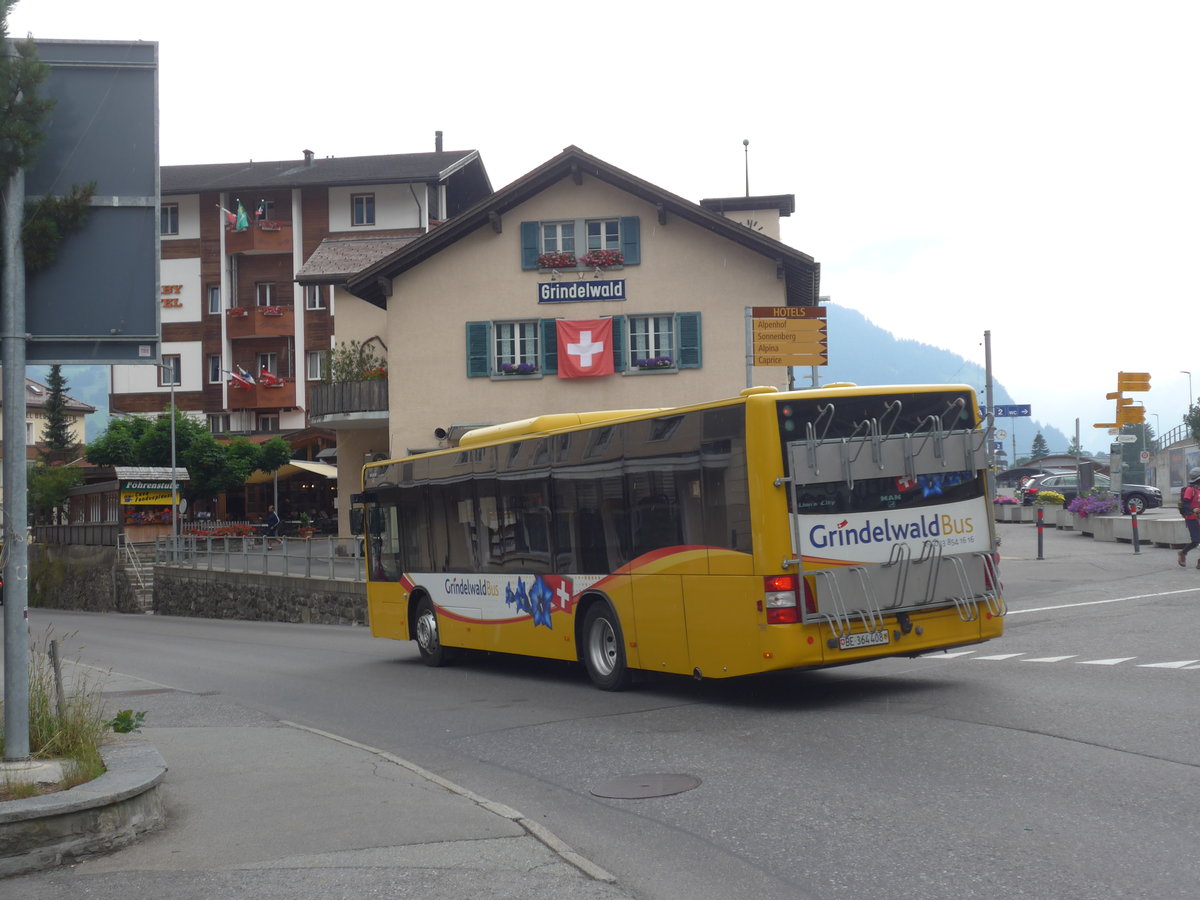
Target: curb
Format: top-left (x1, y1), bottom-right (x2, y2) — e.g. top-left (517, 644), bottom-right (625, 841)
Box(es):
top-left (0, 738), bottom-right (168, 878)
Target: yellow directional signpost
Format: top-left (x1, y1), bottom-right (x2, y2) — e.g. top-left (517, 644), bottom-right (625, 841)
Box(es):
top-left (1095, 371), bottom-right (1150, 429)
top-left (749, 306), bottom-right (828, 367)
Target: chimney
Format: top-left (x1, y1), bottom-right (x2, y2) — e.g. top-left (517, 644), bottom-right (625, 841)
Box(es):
top-left (435, 131), bottom-right (443, 153)
top-left (303, 149), bottom-right (314, 166)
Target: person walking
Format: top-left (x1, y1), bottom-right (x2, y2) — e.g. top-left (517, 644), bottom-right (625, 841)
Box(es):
top-left (264, 504), bottom-right (282, 550)
top-left (1177, 468), bottom-right (1200, 567)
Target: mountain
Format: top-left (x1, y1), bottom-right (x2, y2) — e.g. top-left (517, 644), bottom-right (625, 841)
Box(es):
top-left (811, 304), bottom-right (1075, 462)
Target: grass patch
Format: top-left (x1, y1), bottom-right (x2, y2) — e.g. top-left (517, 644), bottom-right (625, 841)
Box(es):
top-left (1, 629), bottom-right (113, 801)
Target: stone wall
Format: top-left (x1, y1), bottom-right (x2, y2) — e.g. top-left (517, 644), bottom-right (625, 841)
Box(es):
top-left (154, 568), bottom-right (367, 626)
top-left (28, 545), bottom-right (141, 613)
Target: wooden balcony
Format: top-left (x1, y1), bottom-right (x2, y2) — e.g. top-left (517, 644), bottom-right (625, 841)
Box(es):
top-left (224, 220), bottom-right (293, 255)
top-left (227, 379), bottom-right (297, 410)
top-left (308, 378), bottom-right (389, 429)
top-left (227, 305), bottom-right (295, 339)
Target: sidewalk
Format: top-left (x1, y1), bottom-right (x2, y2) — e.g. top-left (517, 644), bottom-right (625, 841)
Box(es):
top-left (2, 665), bottom-right (634, 899)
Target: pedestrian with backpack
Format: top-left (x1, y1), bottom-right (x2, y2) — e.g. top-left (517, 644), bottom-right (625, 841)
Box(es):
top-left (1177, 468), bottom-right (1200, 567)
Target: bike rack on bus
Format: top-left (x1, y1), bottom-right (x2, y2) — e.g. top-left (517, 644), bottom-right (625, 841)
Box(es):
top-left (808, 566), bottom-right (884, 636)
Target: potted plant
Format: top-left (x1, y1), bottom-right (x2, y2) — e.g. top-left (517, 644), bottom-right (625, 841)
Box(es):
top-left (227, 306), bottom-right (249, 318)
top-left (261, 305), bottom-right (284, 317)
top-left (1034, 490), bottom-right (1066, 526)
top-left (580, 249), bottom-right (624, 269)
top-left (298, 512), bottom-right (314, 539)
top-left (499, 362), bottom-right (538, 376)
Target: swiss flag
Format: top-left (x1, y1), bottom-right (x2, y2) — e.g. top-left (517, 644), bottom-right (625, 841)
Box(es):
top-left (556, 319), bottom-right (614, 378)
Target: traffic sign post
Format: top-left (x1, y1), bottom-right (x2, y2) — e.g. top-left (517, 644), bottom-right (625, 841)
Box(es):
top-left (746, 307), bottom-right (828, 378)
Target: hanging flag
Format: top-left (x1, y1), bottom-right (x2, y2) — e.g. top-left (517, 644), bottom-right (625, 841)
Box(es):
top-left (235, 200), bottom-right (249, 231)
top-left (216, 204), bottom-right (236, 227)
top-left (255, 200), bottom-right (265, 220)
top-left (259, 367), bottom-right (283, 387)
top-left (226, 369), bottom-right (254, 389)
top-left (236, 365), bottom-right (257, 385)
top-left (556, 319), bottom-right (614, 378)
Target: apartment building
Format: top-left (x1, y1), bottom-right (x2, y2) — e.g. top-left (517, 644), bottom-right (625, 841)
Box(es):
top-left (110, 137), bottom-right (492, 437)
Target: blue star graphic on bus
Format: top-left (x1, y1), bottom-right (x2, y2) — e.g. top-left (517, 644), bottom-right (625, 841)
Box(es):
top-left (528, 577), bottom-right (555, 629)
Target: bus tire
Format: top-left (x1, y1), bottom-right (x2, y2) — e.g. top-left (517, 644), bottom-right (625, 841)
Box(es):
top-left (581, 604), bottom-right (633, 691)
top-left (413, 596), bottom-right (449, 667)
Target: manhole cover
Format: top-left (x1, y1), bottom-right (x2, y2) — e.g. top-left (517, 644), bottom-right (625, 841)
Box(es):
top-left (589, 773), bottom-right (701, 799)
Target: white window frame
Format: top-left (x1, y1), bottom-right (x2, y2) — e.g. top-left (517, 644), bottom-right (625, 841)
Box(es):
top-left (493, 321), bottom-right (540, 374)
top-left (306, 350), bottom-right (326, 381)
top-left (160, 203), bottom-right (179, 236)
top-left (257, 413), bottom-right (279, 433)
top-left (351, 193), bottom-right (375, 226)
top-left (207, 285), bottom-right (221, 315)
top-left (257, 352), bottom-right (278, 375)
top-left (256, 283), bottom-right (275, 306)
top-left (159, 354), bottom-right (182, 386)
top-left (586, 218), bottom-right (620, 251)
top-left (541, 222), bottom-right (575, 254)
top-left (305, 284), bottom-right (325, 310)
top-left (627, 315), bottom-right (676, 368)
top-left (207, 354), bottom-right (222, 384)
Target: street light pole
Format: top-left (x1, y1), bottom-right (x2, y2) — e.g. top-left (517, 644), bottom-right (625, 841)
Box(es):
top-left (1182, 370), bottom-right (1192, 415)
top-left (157, 362), bottom-right (178, 547)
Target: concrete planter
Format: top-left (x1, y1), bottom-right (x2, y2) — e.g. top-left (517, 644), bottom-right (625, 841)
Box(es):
top-left (1091, 516), bottom-right (1118, 542)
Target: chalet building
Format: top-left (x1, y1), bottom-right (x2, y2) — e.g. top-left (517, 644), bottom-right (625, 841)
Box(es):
top-left (307, 145), bottom-right (820, 534)
top-left (0, 376), bottom-right (95, 460)
top-left (110, 136), bottom-right (492, 438)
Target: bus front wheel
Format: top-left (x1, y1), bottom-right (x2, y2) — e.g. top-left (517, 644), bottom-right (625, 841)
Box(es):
top-left (414, 597), bottom-right (449, 667)
top-left (581, 604), bottom-right (633, 691)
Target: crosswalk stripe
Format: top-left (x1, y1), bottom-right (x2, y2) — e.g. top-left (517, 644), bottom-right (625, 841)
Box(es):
top-left (1076, 658), bottom-right (1137, 666)
top-left (974, 653), bottom-right (1024, 660)
top-left (1021, 655), bottom-right (1078, 662)
top-left (1136, 660), bottom-right (1200, 669)
top-left (919, 650), bottom-right (977, 658)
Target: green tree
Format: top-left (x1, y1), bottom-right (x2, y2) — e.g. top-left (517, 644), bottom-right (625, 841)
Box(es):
top-left (1067, 437), bottom-right (1082, 456)
top-left (321, 339), bottom-right (386, 384)
top-left (40, 364), bottom-right (73, 453)
top-left (1030, 432), bottom-right (1050, 459)
top-left (26, 462), bottom-right (82, 525)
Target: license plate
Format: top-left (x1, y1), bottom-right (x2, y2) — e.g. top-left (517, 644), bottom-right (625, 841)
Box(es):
top-left (838, 629), bottom-right (891, 651)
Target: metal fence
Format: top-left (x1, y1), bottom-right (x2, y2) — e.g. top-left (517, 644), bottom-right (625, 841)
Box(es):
top-left (155, 534), bottom-right (367, 582)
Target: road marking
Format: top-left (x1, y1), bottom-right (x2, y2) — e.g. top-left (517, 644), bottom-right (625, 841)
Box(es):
top-left (1021, 655), bottom-right (1078, 662)
top-left (974, 653), bottom-right (1025, 660)
top-left (918, 650), bottom-right (977, 658)
top-left (1009, 587), bottom-right (1200, 615)
top-left (1076, 657), bottom-right (1137, 665)
top-left (1136, 660), bottom-right (1200, 669)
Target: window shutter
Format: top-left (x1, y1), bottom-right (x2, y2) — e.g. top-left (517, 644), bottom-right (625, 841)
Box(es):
top-left (540, 318), bottom-right (558, 374)
top-left (520, 221), bottom-right (540, 270)
top-left (620, 216), bottom-right (640, 265)
top-left (466, 321), bottom-right (492, 377)
top-left (611, 316), bottom-right (626, 372)
top-left (676, 312), bottom-right (701, 369)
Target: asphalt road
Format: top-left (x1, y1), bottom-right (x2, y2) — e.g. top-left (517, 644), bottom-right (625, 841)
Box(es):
top-left (20, 520), bottom-right (1200, 899)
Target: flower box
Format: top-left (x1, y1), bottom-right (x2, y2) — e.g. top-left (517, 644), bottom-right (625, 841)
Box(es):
top-left (261, 306), bottom-right (284, 317)
top-left (633, 356), bottom-right (673, 370)
top-left (499, 362), bottom-right (538, 376)
top-left (581, 249), bottom-right (624, 268)
top-left (258, 220), bottom-right (283, 232)
top-left (227, 307), bottom-right (249, 318)
top-left (537, 252), bottom-right (577, 269)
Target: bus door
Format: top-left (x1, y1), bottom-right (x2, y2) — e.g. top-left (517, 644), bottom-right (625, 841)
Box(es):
top-left (784, 417), bottom-right (1002, 644)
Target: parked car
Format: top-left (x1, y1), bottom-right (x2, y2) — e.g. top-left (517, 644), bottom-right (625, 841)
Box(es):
top-left (1020, 472), bottom-right (1162, 514)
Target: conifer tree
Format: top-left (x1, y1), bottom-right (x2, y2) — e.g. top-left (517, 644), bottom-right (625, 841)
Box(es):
top-left (40, 363), bottom-right (73, 452)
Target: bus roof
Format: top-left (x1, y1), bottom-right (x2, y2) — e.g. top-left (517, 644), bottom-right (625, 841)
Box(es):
top-left (457, 410), bottom-right (668, 447)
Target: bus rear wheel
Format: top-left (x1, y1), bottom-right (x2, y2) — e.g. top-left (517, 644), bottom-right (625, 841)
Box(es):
top-left (581, 604), bottom-right (633, 691)
top-left (414, 597), bottom-right (449, 667)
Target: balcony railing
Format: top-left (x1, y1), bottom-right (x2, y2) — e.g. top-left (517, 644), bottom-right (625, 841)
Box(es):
top-left (308, 379), bottom-right (388, 425)
top-left (227, 305), bottom-right (295, 339)
top-left (224, 220), bottom-right (293, 255)
top-left (228, 379), bottom-right (297, 410)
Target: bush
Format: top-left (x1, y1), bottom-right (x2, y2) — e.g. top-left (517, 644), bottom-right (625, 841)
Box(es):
top-left (993, 496), bottom-right (1018, 505)
top-left (1036, 491), bottom-right (1066, 506)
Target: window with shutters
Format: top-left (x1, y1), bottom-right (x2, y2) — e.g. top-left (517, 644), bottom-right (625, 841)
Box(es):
top-left (521, 217), bottom-right (641, 270)
top-left (465, 312), bottom-right (700, 378)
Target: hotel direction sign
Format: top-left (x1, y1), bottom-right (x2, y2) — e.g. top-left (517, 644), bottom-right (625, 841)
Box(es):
top-left (750, 306), bottom-right (828, 366)
top-left (539, 279), bottom-right (627, 303)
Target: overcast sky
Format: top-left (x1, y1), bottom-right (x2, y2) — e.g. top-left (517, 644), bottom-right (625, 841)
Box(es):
top-left (10, 0), bottom-right (1198, 451)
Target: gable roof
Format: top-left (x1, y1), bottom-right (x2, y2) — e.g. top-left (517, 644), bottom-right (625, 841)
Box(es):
top-left (295, 233), bottom-right (422, 285)
top-left (162, 150), bottom-right (489, 194)
top-left (345, 145), bottom-right (820, 309)
top-left (12, 377), bottom-right (96, 414)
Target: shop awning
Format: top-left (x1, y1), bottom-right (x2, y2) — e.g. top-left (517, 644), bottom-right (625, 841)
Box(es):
top-left (245, 459), bottom-right (338, 485)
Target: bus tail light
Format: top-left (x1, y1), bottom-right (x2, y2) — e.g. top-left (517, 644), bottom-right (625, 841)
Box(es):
top-left (984, 551), bottom-right (1001, 591)
top-left (764, 575), bottom-right (799, 624)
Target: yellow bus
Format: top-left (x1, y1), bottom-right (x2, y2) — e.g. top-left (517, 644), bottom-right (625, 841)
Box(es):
top-left (356, 384), bottom-right (1004, 689)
